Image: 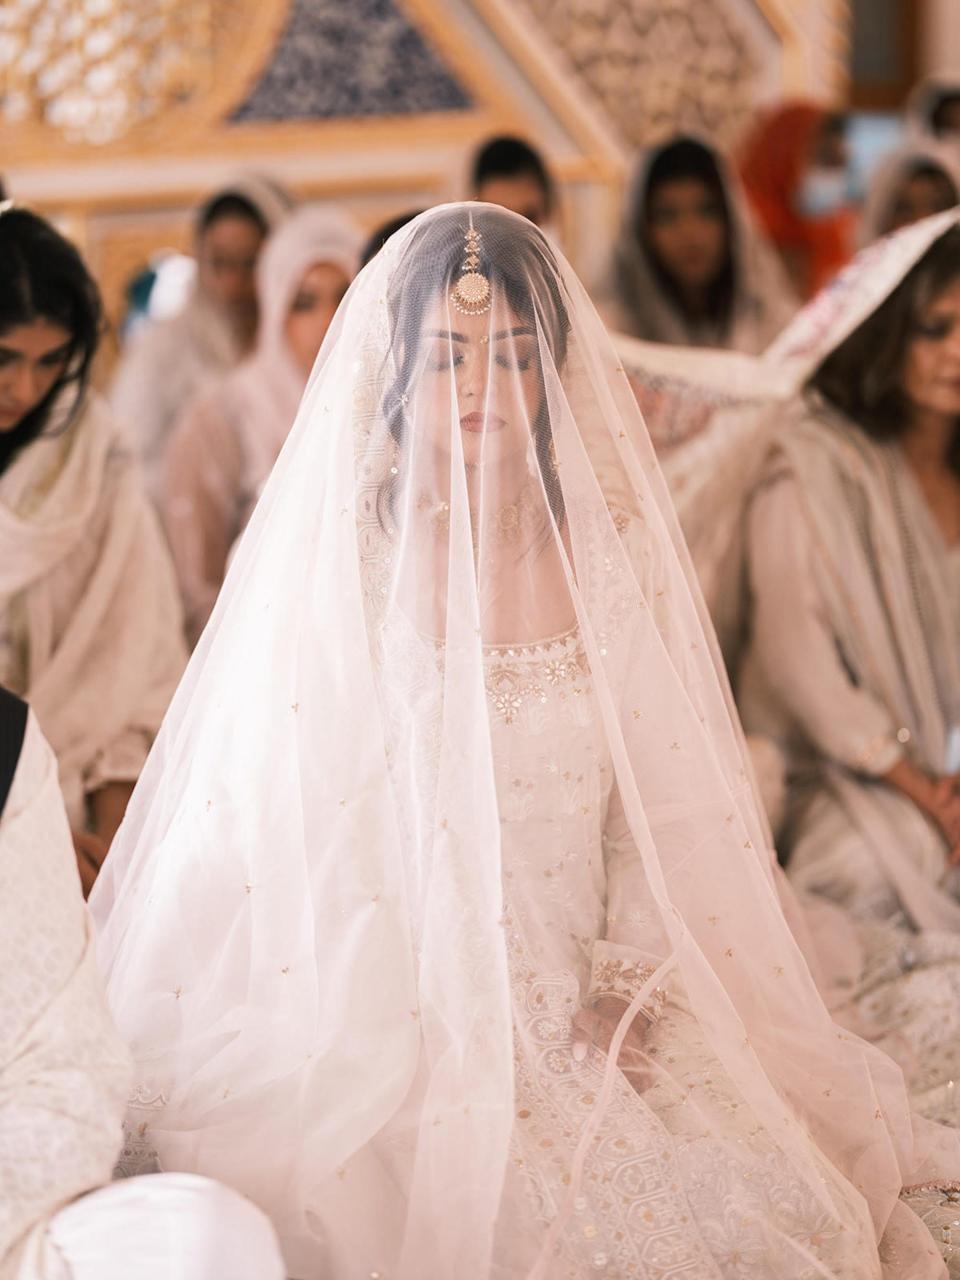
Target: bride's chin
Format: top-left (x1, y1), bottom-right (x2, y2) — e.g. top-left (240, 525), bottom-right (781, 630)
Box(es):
top-left (460, 432), bottom-right (530, 468)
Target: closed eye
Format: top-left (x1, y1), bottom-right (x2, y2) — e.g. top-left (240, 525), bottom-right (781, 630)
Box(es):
top-left (40, 344), bottom-right (72, 367)
top-left (494, 354), bottom-right (532, 371)
top-left (915, 316), bottom-right (956, 341)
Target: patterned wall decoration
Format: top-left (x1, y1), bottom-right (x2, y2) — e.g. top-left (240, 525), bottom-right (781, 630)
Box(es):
top-left (232, 0), bottom-right (472, 122)
top-left (3, 0), bottom-right (851, 378)
top-left (513, 0), bottom-right (765, 149)
top-left (0, 0), bottom-right (284, 146)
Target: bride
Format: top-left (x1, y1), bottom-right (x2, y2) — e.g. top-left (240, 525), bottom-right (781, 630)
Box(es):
top-left (92, 204), bottom-right (960, 1278)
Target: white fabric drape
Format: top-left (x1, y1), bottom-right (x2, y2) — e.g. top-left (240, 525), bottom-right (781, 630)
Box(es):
top-left (12, 1174), bottom-right (285, 1280)
top-left (0, 709), bottom-right (131, 1277)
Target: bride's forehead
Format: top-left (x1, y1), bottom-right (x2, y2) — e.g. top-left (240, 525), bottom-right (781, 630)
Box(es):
top-left (418, 291), bottom-right (523, 339)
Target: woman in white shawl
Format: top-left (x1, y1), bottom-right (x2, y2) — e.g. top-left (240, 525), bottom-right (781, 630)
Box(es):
top-left (0, 684), bottom-right (285, 1280)
top-left (614, 209), bottom-right (960, 1131)
top-left (859, 143), bottom-right (960, 247)
top-left (741, 219), bottom-right (960, 925)
top-left (164, 206), bottom-right (362, 646)
top-left (0, 206), bottom-right (185, 890)
top-left (604, 135), bottom-right (797, 353)
top-left (93, 203), bottom-right (960, 1277)
top-left (110, 176), bottom-right (292, 504)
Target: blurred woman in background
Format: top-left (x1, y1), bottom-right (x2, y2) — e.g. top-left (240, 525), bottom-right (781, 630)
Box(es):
top-left (0, 206), bottom-right (184, 892)
top-left (110, 176), bottom-right (291, 503)
top-left (163, 206), bottom-right (362, 646)
top-left (606, 134), bottom-right (796, 352)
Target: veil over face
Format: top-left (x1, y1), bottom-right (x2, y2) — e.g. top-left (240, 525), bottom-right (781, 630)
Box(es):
top-left (93, 204), bottom-right (957, 1278)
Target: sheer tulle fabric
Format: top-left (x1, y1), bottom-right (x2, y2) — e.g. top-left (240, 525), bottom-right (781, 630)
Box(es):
top-left (94, 205), bottom-right (954, 1278)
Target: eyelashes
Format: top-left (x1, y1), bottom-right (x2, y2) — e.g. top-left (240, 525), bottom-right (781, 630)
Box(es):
top-left (425, 351), bottom-right (533, 372)
top-left (914, 318), bottom-right (956, 341)
top-left (0, 347), bottom-right (70, 370)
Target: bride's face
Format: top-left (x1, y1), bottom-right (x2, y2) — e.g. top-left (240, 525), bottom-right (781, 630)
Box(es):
top-left (413, 291), bottom-right (546, 470)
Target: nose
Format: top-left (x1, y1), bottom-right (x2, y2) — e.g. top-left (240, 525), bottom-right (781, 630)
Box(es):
top-left (456, 345), bottom-right (489, 405)
top-left (946, 322), bottom-right (960, 360)
top-left (9, 362), bottom-right (41, 413)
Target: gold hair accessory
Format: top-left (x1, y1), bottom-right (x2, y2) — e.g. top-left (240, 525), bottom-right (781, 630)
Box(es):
top-left (450, 218), bottom-right (492, 316)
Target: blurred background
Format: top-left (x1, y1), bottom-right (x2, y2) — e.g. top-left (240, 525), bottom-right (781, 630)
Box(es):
top-left (0, 0), bottom-right (953, 373)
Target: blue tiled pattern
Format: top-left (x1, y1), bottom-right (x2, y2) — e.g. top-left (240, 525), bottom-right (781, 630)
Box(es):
top-left (231, 0), bottom-right (472, 121)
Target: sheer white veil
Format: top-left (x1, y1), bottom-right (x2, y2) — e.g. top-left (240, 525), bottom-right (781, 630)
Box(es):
top-left (93, 204), bottom-right (956, 1278)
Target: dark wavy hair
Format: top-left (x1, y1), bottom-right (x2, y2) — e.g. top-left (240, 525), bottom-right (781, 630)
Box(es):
top-left (379, 206), bottom-right (571, 529)
top-left (0, 208), bottom-right (103, 472)
top-left (810, 225), bottom-right (960, 475)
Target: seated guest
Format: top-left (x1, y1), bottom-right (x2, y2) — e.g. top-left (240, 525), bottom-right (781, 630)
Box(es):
top-left (110, 176), bottom-right (291, 502)
top-left (739, 101), bottom-right (856, 298)
top-left (0, 206), bottom-right (185, 890)
top-left (741, 218), bottom-right (960, 934)
top-left (605, 134), bottom-right (797, 352)
top-left (164, 206), bottom-right (362, 647)
top-left (470, 134), bottom-right (555, 228)
top-left (0, 685), bottom-right (285, 1280)
top-left (859, 143), bottom-right (960, 245)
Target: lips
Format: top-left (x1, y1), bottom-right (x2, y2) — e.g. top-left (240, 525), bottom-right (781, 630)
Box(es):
top-left (460, 411), bottom-right (506, 433)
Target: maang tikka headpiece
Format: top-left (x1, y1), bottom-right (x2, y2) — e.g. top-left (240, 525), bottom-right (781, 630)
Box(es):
top-left (450, 214), bottom-right (492, 316)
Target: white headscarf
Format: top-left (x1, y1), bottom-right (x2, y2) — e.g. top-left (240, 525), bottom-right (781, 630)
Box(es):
top-left (858, 141), bottom-right (960, 246)
top-left (94, 204), bottom-right (957, 1279)
top-left (221, 205), bottom-right (363, 492)
top-left (606, 135), bottom-right (797, 353)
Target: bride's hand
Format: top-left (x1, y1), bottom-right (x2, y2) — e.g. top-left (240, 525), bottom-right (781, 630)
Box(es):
top-left (571, 997), bottom-right (649, 1062)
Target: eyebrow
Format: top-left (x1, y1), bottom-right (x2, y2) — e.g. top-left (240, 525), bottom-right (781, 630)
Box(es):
top-left (0, 341), bottom-right (71, 359)
top-left (422, 326), bottom-right (537, 342)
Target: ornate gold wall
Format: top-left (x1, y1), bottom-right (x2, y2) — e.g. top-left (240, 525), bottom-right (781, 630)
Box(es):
top-left (0, 0), bottom-right (851, 361)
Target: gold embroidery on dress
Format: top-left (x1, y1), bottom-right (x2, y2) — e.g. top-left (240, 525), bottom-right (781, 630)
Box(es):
top-left (484, 633), bottom-right (589, 726)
